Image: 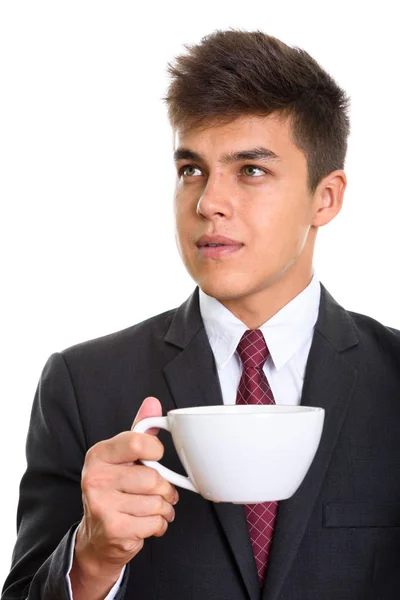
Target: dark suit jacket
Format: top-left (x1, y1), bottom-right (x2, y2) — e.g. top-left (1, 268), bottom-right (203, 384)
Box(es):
top-left (3, 285), bottom-right (400, 600)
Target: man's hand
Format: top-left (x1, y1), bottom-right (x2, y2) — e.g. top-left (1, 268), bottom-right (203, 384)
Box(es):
top-left (70, 396), bottom-right (178, 600)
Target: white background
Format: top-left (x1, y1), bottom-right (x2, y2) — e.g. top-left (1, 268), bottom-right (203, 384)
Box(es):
top-left (1, 0), bottom-right (399, 586)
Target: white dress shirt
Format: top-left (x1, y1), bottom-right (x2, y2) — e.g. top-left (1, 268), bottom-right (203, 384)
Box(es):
top-left (66, 274), bottom-right (321, 598)
top-left (200, 274), bottom-right (321, 406)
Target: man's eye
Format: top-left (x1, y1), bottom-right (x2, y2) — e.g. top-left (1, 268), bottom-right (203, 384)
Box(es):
top-left (242, 165), bottom-right (265, 177)
top-left (181, 165), bottom-right (202, 177)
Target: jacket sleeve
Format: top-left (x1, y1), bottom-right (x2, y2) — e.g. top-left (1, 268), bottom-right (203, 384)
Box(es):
top-left (1, 352), bottom-right (130, 600)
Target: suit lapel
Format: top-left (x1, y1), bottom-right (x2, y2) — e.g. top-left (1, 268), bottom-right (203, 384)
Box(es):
top-left (261, 286), bottom-right (359, 600)
top-left (163, 289), bottom-right (260, 600)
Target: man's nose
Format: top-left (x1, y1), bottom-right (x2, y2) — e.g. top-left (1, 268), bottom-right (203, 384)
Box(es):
top-left (196, 175), bottom-right (234, 220)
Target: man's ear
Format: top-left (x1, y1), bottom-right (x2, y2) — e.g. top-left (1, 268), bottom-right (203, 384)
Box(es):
top-left (312, 170), bottom-right (347, 227)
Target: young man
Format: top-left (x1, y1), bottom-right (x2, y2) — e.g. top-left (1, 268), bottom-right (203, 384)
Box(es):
top-left (3, 30), bottom-right (400, 600)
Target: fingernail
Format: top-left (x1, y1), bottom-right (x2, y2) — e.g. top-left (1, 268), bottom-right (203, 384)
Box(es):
top-left (173, 491), bottom-right (179, 505)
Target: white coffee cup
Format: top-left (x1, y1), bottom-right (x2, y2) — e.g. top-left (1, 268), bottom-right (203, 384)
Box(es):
top-left (132, 404), bottom-right (324, 503)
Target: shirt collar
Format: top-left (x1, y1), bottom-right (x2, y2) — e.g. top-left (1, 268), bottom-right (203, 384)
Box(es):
top-left (199, 274), bottom-right (321, 371)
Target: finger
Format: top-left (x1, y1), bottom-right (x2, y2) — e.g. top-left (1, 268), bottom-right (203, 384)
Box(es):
top-left (82, 462), bottom-right (178, 505)
top-left (131, 396), bottom-right (162, 435)
top-left (114, 492), bottom-right (176, 523)
top-left (86, 430), bottom-right (165, 466)
top-left (99, 511), bottom-right (170, 546)
top-left (113, 513), bottom-right (171, 540)
top-left (115, 464), bottom-right (178, 504)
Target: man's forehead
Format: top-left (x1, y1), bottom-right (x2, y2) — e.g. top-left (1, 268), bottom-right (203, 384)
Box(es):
top-left (172, 113), bottom-right (292, 159)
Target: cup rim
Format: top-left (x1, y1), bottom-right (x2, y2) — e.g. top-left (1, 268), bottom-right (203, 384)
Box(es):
top-left (168, 404), bottom-right (324, 416)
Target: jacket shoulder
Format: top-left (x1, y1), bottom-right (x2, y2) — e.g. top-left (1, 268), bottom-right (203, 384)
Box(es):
top-left (60, 307), bottom-right (177, 364)
top-left (348, 309), bottom-right (400, 351)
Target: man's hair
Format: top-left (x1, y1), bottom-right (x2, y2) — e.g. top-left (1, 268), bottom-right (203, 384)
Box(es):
top-left (165, 30), bottom-right (350, 193)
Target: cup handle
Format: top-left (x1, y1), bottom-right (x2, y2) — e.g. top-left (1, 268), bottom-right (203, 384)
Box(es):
top-left (132, 416), bottom-right (199, 494)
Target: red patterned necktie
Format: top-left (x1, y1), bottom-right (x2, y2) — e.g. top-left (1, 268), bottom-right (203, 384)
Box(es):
top-left (236, 329), bottom-right (278, 586)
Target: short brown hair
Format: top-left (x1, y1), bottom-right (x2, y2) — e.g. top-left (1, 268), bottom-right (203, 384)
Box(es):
top-left (165, 30), bottom-right (350, 192)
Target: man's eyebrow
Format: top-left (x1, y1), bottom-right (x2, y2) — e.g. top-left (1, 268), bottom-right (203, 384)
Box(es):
top-left (173, 146), bottom-right (280, 164)
top-left (221, 147), bottom-right (280, 164)
top-left (173, 148), bottom-right (204, 162)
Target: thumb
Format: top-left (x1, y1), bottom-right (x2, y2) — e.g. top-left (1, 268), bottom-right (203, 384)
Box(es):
top-left (131, 396), bottom-right (162, 435)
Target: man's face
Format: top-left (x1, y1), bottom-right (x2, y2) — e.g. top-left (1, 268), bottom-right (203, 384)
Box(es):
top-left (173, 113), bottom-right (321, 306)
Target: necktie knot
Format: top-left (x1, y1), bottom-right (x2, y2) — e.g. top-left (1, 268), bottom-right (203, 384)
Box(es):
top-left (237, 329), bottom-right (269, 370)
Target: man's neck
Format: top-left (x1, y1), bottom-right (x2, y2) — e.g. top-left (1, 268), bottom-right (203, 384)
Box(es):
top-left (219, 269), bottom-right (314, 329)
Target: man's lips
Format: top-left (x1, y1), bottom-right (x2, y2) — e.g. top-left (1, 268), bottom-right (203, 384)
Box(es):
top-left (196, 235), bottom-right (244, 258)
top-left (196, 234), bottom-right (243, 247)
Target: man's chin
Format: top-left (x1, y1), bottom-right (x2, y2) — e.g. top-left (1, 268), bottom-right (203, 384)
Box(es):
top-left (198, 281), bottom-right (249, 302)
